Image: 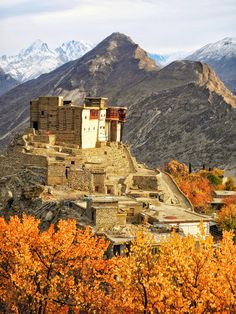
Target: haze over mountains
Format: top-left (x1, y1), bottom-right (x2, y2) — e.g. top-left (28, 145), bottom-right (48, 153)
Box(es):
top-left (0, 67), bottom-right (19, 96)
top-left (0, 39), bottom-right (93, 82)
top-left (0, 32), bottom-right (235, 177)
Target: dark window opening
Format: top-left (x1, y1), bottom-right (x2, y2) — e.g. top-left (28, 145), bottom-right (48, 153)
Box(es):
top-left (113, 245), bottom-right (121, 256)
top-left (91, 209), bottom-right (95, 222)
top-left (32, 121), bottom-right (38, 130)
top-left (71, 161), bottom-right (75, 165)
top-left (95, 186), bottom-right (99, 192)
top-left (41, 111), bottom-right (44, 116)
top-left (65, 167), bottom-right (70, 179)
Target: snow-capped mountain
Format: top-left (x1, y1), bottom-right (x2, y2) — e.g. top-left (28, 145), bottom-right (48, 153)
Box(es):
top-left (148, 51), bottom-right (190, 66)
top-left (187, 37), bottom-right (236, 61)
top-left (0, 39), bottom-right (94, 82)
top-left (56, 40), bottom-right (93, 63)
top-left (187, 37), bottom-right (236, 94)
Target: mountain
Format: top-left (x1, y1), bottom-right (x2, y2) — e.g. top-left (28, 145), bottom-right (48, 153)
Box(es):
top-left (55, 40), bottom-right (93, 63)
top-left (0, 66), bottom-right (19, 96)
top-left (0, 32), bottom-right (235, 178)
top-left (0, 39), bottom-right (93, 82)
top-left (187, 37), bottom-right (236, 94)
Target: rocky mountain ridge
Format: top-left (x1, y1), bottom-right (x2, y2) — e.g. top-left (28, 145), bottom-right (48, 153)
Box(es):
top-left (0, 32), bottom-right (235, 177)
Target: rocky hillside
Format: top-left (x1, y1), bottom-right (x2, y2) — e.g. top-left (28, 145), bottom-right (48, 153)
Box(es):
top-left (0, 67), bottom-right (19, 96)
top-left (0, 32), bottom-right (235, 176)
top-left (187, 37), bottom-right (236, 94)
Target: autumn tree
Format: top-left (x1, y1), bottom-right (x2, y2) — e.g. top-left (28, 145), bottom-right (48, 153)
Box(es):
top-left (179, 175), bottom-right (213, 212)
top-left (164, 160), bottom-right (189, 179)
top-left (217, 203), bottom-right (236, 242)
top-left (115, 226), bottom-right (236, 313)
top-left (225, 176), bottom-right (236, 191)
top-left (0, 215), bottom-right (116, 313)
top-left (0, 215), bottom-right (236, 313)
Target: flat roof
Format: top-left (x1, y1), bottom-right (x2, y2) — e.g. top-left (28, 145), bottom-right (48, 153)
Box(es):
top-left (214, 190), bottom-right (236, 196)
top-left (85, 97), bottom-right (108, 100)
top-left (143, 204), bottom-right (212, 223)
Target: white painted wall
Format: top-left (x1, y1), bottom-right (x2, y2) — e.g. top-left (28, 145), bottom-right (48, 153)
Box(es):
top-left (179, 222), bottom-right (209, 236)
top-left (81, 109), bottom-right (99, 148)
top-left (116, 123), bottom-right (121, 142)
top-left (98, 109), bottom-right (107, 142)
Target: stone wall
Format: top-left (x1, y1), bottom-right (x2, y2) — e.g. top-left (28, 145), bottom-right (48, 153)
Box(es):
top-left (95, 206), bottom-right (118, 228)
top-left (67, 169), bottom-right (93, 192)
top-left (0, 151), bottom-right (48, 179)
top-left (132, 175), bottom-right (158, 191)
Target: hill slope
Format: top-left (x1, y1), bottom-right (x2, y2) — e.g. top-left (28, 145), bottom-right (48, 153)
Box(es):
top-left (0, 33), bottom-right (235, 175)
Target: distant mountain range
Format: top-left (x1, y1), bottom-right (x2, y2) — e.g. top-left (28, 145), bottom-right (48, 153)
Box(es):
top-left (0, 39), bottom-right (93, 82)
top-left (1, 37), bottom-right (235, 95)
top-left (0, 32), bottom-right (235, 179)
top-left (149, 37), bottom-right (236, 94)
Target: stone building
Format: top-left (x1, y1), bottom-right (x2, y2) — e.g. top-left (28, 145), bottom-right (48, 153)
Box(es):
top-left (0, 95), bottom-right (214, 249)
top-left (30, 96), bottom-right (126, 148)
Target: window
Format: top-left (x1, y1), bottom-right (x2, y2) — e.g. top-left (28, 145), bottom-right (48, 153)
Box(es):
top-left (127, 208), bottom-right (135, 217)
top-left (152, 247), bottom-right (159, 255)
top-left (41, 111), bottom-right (44, 116)
top-left (32, 121), bottom-right (38, 130)
top-left (90, 110), bottom-right (99, 119)
top-left (71, 161), bottom-right (75, 165)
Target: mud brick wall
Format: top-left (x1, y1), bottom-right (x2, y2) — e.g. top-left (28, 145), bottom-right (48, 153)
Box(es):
top-left (67, 169), bottom-right (93, 192)
top-left (48, 163), bottom-right (67, 185)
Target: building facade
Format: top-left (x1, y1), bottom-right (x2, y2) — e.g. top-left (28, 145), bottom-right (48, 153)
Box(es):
top-left (30, 96), bottom-right (127, 148)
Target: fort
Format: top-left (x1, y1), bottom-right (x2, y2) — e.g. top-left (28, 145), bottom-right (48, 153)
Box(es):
top-left (0, 96), bottom-right (212, 253)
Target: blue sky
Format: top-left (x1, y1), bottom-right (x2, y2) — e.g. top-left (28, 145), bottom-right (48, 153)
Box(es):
top-left (0, 0), bottom-right (236, 55)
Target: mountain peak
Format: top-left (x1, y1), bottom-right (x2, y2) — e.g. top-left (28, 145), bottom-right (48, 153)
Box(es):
top-left (105, 32), bottom-right (134, 42)
top-left (82, 32), bottom-right (157, 72)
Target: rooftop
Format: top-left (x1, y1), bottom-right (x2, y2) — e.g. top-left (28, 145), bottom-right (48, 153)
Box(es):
top-left (214, 190), bottom-right (236, 197)
top-left (143, 204), bottom-right (212, 223)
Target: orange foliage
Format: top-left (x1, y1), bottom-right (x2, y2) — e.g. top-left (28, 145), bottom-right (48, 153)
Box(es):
top-left (179, 175), bottom-right (213, 210)
top-left (224, 196), bottom-right (236, 205)
top-left (114, 227), bottom-right (236, 313)
top-left (164, 160), bottom-right (189, 178)
top-left (217, 204), bottom-right (236, 242)
top-left (0, 215), bottom-right (116, 313)
top-left (0, 216), bottom-right (236, 313)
